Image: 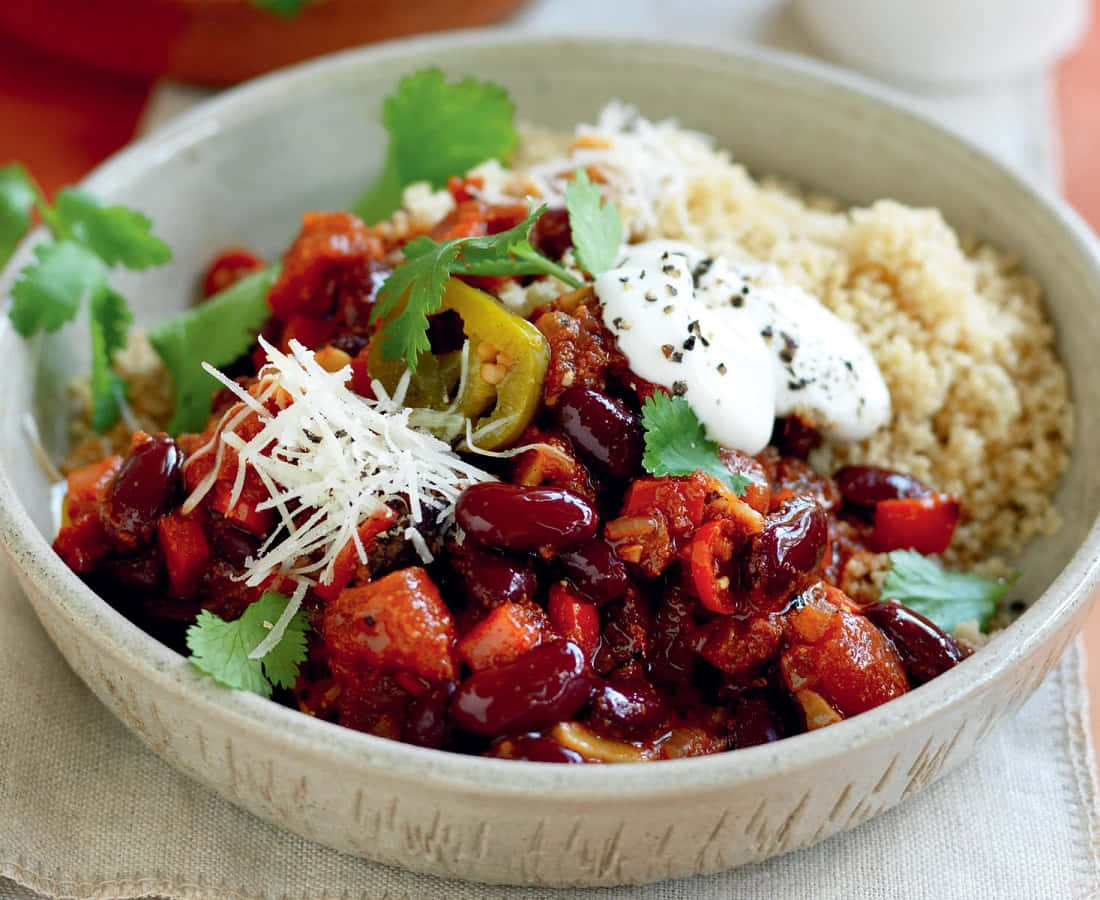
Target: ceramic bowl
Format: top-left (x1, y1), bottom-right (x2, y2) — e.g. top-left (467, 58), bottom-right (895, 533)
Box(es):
top-left (2, 32), bottom-right (1099, 888)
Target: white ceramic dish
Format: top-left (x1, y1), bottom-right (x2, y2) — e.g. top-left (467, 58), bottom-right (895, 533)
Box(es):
top-left (2, 32), bottom-right (1099, 888)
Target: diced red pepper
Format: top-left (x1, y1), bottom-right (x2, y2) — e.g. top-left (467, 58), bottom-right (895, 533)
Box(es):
top-left (64, 455), bottom-right (122, 523)
top-left (210, 479), bottom-right (273, 537)
top-left (201, 247), bottom-right (265, 298)
top-left (279, 313), bottom-right (338, 352)
top-left (157, 512), bottom-right (210, 596)
top-left (324, 567), bottom-right (457, 683)
top-left (547, 584), bottom-right (600, 661)
top-left (349, 344), bottom-right (375, 398)
top-left (312, 509), bottom-right (397, 603)
top-left (455, 601), bottom-right (550, 672)
top-left (873, 494), bottom-right (960, 554)
top-left (53, 513), bottom-right (111, 573)
top-left (687, 519), bottom-right (739, 615)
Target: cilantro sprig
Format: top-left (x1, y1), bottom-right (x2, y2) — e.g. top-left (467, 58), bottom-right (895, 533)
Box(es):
top-left (3, 174), bottom-right (171, 432)
top-left (370, 204), bottom-right (583, 368)
top-left (641, 393), bottom-right (750, 496)
top-left (354, 68), bottom-right (518, 224)
top-left (149, 266), bottom-right (279, 435)
top-left (880, 550), bottom-right (1018, 634)
top-left (0, 164), bottom-right (36, 268)
top-left (564, 167), bottom-right (622, 276)
top-left (186, 591), bottom-right (310, 697)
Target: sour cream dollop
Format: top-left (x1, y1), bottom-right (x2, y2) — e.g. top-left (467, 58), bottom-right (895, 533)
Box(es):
top-left (593, 242), bottom-right (891, 453)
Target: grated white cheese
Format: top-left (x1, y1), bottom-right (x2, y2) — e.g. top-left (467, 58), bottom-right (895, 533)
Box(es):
top-left (474, 102), bottom-right (721, 245)
top-left (183, 337), bottom-right (494, 591)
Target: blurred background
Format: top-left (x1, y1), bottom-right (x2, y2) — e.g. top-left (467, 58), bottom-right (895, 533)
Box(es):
top-left (0, 0), bottom-right (1095, 221)
top-left (2, 0), bottom-right (1099, 746)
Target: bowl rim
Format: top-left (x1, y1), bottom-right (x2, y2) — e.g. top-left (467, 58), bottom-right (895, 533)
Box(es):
top-left (2, 27), bottom-right (1100, 800)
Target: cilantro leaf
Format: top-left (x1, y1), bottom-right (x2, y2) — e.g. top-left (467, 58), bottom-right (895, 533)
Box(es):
top-left (641, 392), bottom-right (750, 496)
top-left (88, 285), bottom-right (133, 431)
top-left (250, 0), bottom-right (309, 15)
top-left (186, 591), bottom-right (310, 697)
top-left (0, 163), bottom-right (37, 268)
top-left (456, 204), bottom-right (582, 285)
top-left (353, 68), bottom-right (518, 223)
top-left (52, 188), bottom-right (172, 270)
top-left (9, 239), bottom-right (106, 336)
top-left (880, 550), bottom-right (1018, 634)
top-left (149, 265), bottom-right (278, 435)
top-left (371, 205), bottom-right (581, 369)
top-left (564, 168), bottom-right (622, 276)
top-left (371, 239), bottom-right (460, 369)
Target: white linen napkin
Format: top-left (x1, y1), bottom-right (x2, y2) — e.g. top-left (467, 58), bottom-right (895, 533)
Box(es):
top-left (1, 556), bottom-right (1098, 900)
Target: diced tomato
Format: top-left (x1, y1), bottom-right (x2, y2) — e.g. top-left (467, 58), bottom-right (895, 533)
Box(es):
top-left (455, 601), bottom-right (550, 672)
top-left (348, 344), bottom-right (375, 398)
top-left (717, 448), bottom-right (771, 515)
top-left (64, 455), bottom-right (122, 523)
top-left (781, 592), bottom-right (909, 717)
top-left (210, 479), bottom-right (273, 537)
top-left (687, 519), bottom-right (739, 614)
top-left (698, 613), bottom-right (783, 676)
top-left (872, 493), bottom-right (960, 554)
top-left (604, 513), bottom-right (674, 577)
top-left (157, 512), bottom-right (210, 596)
top-left (547, 584), bottom-right (600, 661)
top-left (614, 369), bottom-right (670, 406)
top-left (279, 313), bottom-right (338, 351)
top-left (201, 248), bottom-right (265, 298)
top-left (323, 567), bottom-right (457, 683)
top-left (432, 199), bottom-right (491, 241)
top-left (769, 488), bottom-right (796, 512)
top-left (268, 211), bottom-right (382, 320)
top-left (53, 513), bottom-right (111, 573)
top-left (312, 509), bottom-right (397, 603)
top-left (446, 174), bottom-right (485, 204)
top-left (621, 474), bottom-right (707, 543)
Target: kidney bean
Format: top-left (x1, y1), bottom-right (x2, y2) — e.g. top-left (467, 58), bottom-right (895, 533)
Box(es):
top-left (647, 586), bottom-right (697, 684)
top-left (556, 539), bottom-right (629, 605)
top-left (772, 456), bottom-right (841, 513)
top-left (555, 387), bottom-right (643, 480)
top-left (587, 677), bottom-right (670, 741)
top-left (529, 207), bottom-right (573, 261)
top-left (211, 518), bottom-right (261, 568)
top-left (834, 465), bottom-right (931, 508)
top-left (864, 601), bottom-right (969, 686)
top-left (404, 681), bottom-right (457, 749)
top-left (748, 495), bottom-right (828, 604)
top-left (484, 735), bottom-right (585, 763)
top-left (448, 543), bottom-right (539, 613)
top-left (101, 435), bottom-right (184, 550)
top-left (450, 640), bottom-right (594, 737)
top-left (770, 415), bottom-right (822, 459)
top-left (456, 483), bottom-right (597, 553)
top-left (728, 691), bottom-right (785, 749)
top-left (329, 332), bottom-right (370, 358)
top-left (594, 590), bottom-right (652, 675)
top-left (100, 549), bottom-right (165, 591)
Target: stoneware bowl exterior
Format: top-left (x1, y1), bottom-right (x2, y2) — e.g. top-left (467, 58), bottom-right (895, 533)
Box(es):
top-left (2, 33), bottom-right (1100, 888)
